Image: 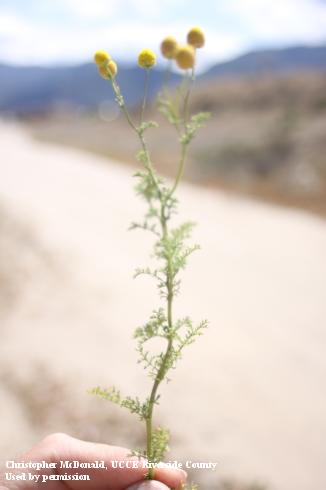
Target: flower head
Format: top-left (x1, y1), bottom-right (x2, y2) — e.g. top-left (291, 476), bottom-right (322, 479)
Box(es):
top-left (175, 45), bottom-right (195, 70)
top-left (98, 60), bottom-right (118, 79)
top-left (138, 49), bottom-right (156, 69)
top-left (94, 50), bottom-right (110, 66)
top-left (187, 27), bottom-right (205, 48)
top-left (107, 60), bottom-right (118, 77)
top-left (160, 36), bottom-right (178, 59)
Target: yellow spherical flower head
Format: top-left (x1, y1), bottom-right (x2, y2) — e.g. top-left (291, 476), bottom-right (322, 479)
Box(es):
top-left (107, 60), bottom-right (118, 77)
top-left (138, 49), bottom-right (156, 69)
top-left (94, 50), bottom-right (110, 66)
top-left (175, 44), bottom-right (195, 70)
top-left (98, 60), bottom-right (118, 80)
top-left (187, 27), bottom-right (205, 49)
top-left (160, 36), bottom-right (178, 59)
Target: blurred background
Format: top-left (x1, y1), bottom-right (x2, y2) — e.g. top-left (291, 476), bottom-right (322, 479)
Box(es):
top-left (0, 1), bottom-right (326, 490)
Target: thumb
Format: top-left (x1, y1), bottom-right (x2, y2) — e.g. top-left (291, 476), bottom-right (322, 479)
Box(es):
top-left (126, 482), bottom-right (172, 490)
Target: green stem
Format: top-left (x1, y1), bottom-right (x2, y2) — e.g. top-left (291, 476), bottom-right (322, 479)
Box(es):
top-left (183, 66), bottom-right (195, 128)
top-left (146, 206), bottom-right (174, 479)
top-left (138, 131), bottom-right (162, 199)
top-left (140, 69), bottom-right (150, 125)
top-left (169, 142), bottom-right (187, 197)
top-left (163, 59), bottom-right (172, 92)
top-left (169, 64), bottom-right (195, 196)
top-left (112, 79), bottom-right (138, 132)
top-left (110, 74), bottom-right (187, 481)
top-left (111, 78), bottom-right (161, 198)
top-left (111, 76), bottom-right (174, 478)
top-left (116, 68), bottom-right (194, 473)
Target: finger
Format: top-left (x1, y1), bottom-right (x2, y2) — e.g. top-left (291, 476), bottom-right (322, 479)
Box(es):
top-left (31, 433), bottom-right (187, 490)
top-left (126, 481), bottom-right (171, 490)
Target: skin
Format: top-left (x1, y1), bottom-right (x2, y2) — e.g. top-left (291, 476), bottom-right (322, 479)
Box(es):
top-left (0, 433), bottom-right (187, 490)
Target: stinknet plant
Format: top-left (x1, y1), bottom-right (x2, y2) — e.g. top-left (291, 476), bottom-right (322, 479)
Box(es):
top-left (91, 27), bottom-right (209, 489)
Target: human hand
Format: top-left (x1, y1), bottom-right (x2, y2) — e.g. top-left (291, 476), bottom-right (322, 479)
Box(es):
top-left (0, 433), bottom-right (187, 490)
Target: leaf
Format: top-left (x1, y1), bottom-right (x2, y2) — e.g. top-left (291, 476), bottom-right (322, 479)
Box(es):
top-left (180, 111), bottom-right (211, 145)
top-left (151, 427), bottom-right (170, 463)
top-left (181, 483), bottom-right (199, 490)
top-left (138, 121), bottom-right (159, 134)
top-left (157, 92), bottom-right (181, 127)
top-left (89, 386), bottom-right (149, 420)
top-left (129, 221), bottom-right (160, 237)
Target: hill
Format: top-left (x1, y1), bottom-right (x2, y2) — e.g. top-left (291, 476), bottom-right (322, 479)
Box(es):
top-left (0, 44), bottom-right (325, 115)
top-left (0, 63), bottom-right (179, 115)
top-left (203, 45), bottom-right (326, 79)
top-left (25, 71), bottom-right (326, 216)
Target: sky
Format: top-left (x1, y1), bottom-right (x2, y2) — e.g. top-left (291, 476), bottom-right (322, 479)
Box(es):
top-left (0, 0), bottom-right (325, 69)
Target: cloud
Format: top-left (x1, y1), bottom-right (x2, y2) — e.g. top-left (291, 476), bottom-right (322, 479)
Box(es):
top-left (0, 16), bottom-right (236, 71)
top-left (60, 0), bottom-right (120, 19)
top-left (0, 10), bottom-right (32, 38)
top-left (50, 0), bottom-right (187, 21)
top-left (0, 0), bottom-right (325, 67)
top-left (217, 0), bottom-right (326, 45)
top-left (127, 0), bottom-right (187, 18)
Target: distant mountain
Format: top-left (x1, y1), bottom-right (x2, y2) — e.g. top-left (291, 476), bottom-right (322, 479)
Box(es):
top-left (0, 45), bottom-right (325, 115)
top-left (203, 45), bottom-right (326, 79)
top-left (0, 63), bottom-right (179, 115)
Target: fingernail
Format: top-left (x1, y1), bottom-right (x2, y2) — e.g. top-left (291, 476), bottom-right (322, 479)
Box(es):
top-left (126, 481), bottom-right (170, 490)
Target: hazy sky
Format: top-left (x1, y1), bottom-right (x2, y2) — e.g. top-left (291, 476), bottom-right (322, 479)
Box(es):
top-left (0, 0), bottom-right (325, 69)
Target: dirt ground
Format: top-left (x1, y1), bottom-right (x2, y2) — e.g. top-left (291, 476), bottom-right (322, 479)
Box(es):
top-left (0, 122), bottom-right (326, 490)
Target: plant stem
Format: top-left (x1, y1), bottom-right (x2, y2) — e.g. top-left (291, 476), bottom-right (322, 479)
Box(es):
top-left (163, 59), bottom-right (172, 89)
top-left (140, 69), bottom-right (150, 125)
top-left (169, 64), bottom-right (195, 195)
top-left (170, 142), bottom-right (187, 197)
top-left (146, 205), bottom-right (174, 479)
top-left (183, 66), bottom-right (195, 128)
top-left (143, 67), bottom-right (198, 472)
top-left (111, 75), bottom-right (188, 479)
top-left (111, 78), bottom-right (161, 198)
